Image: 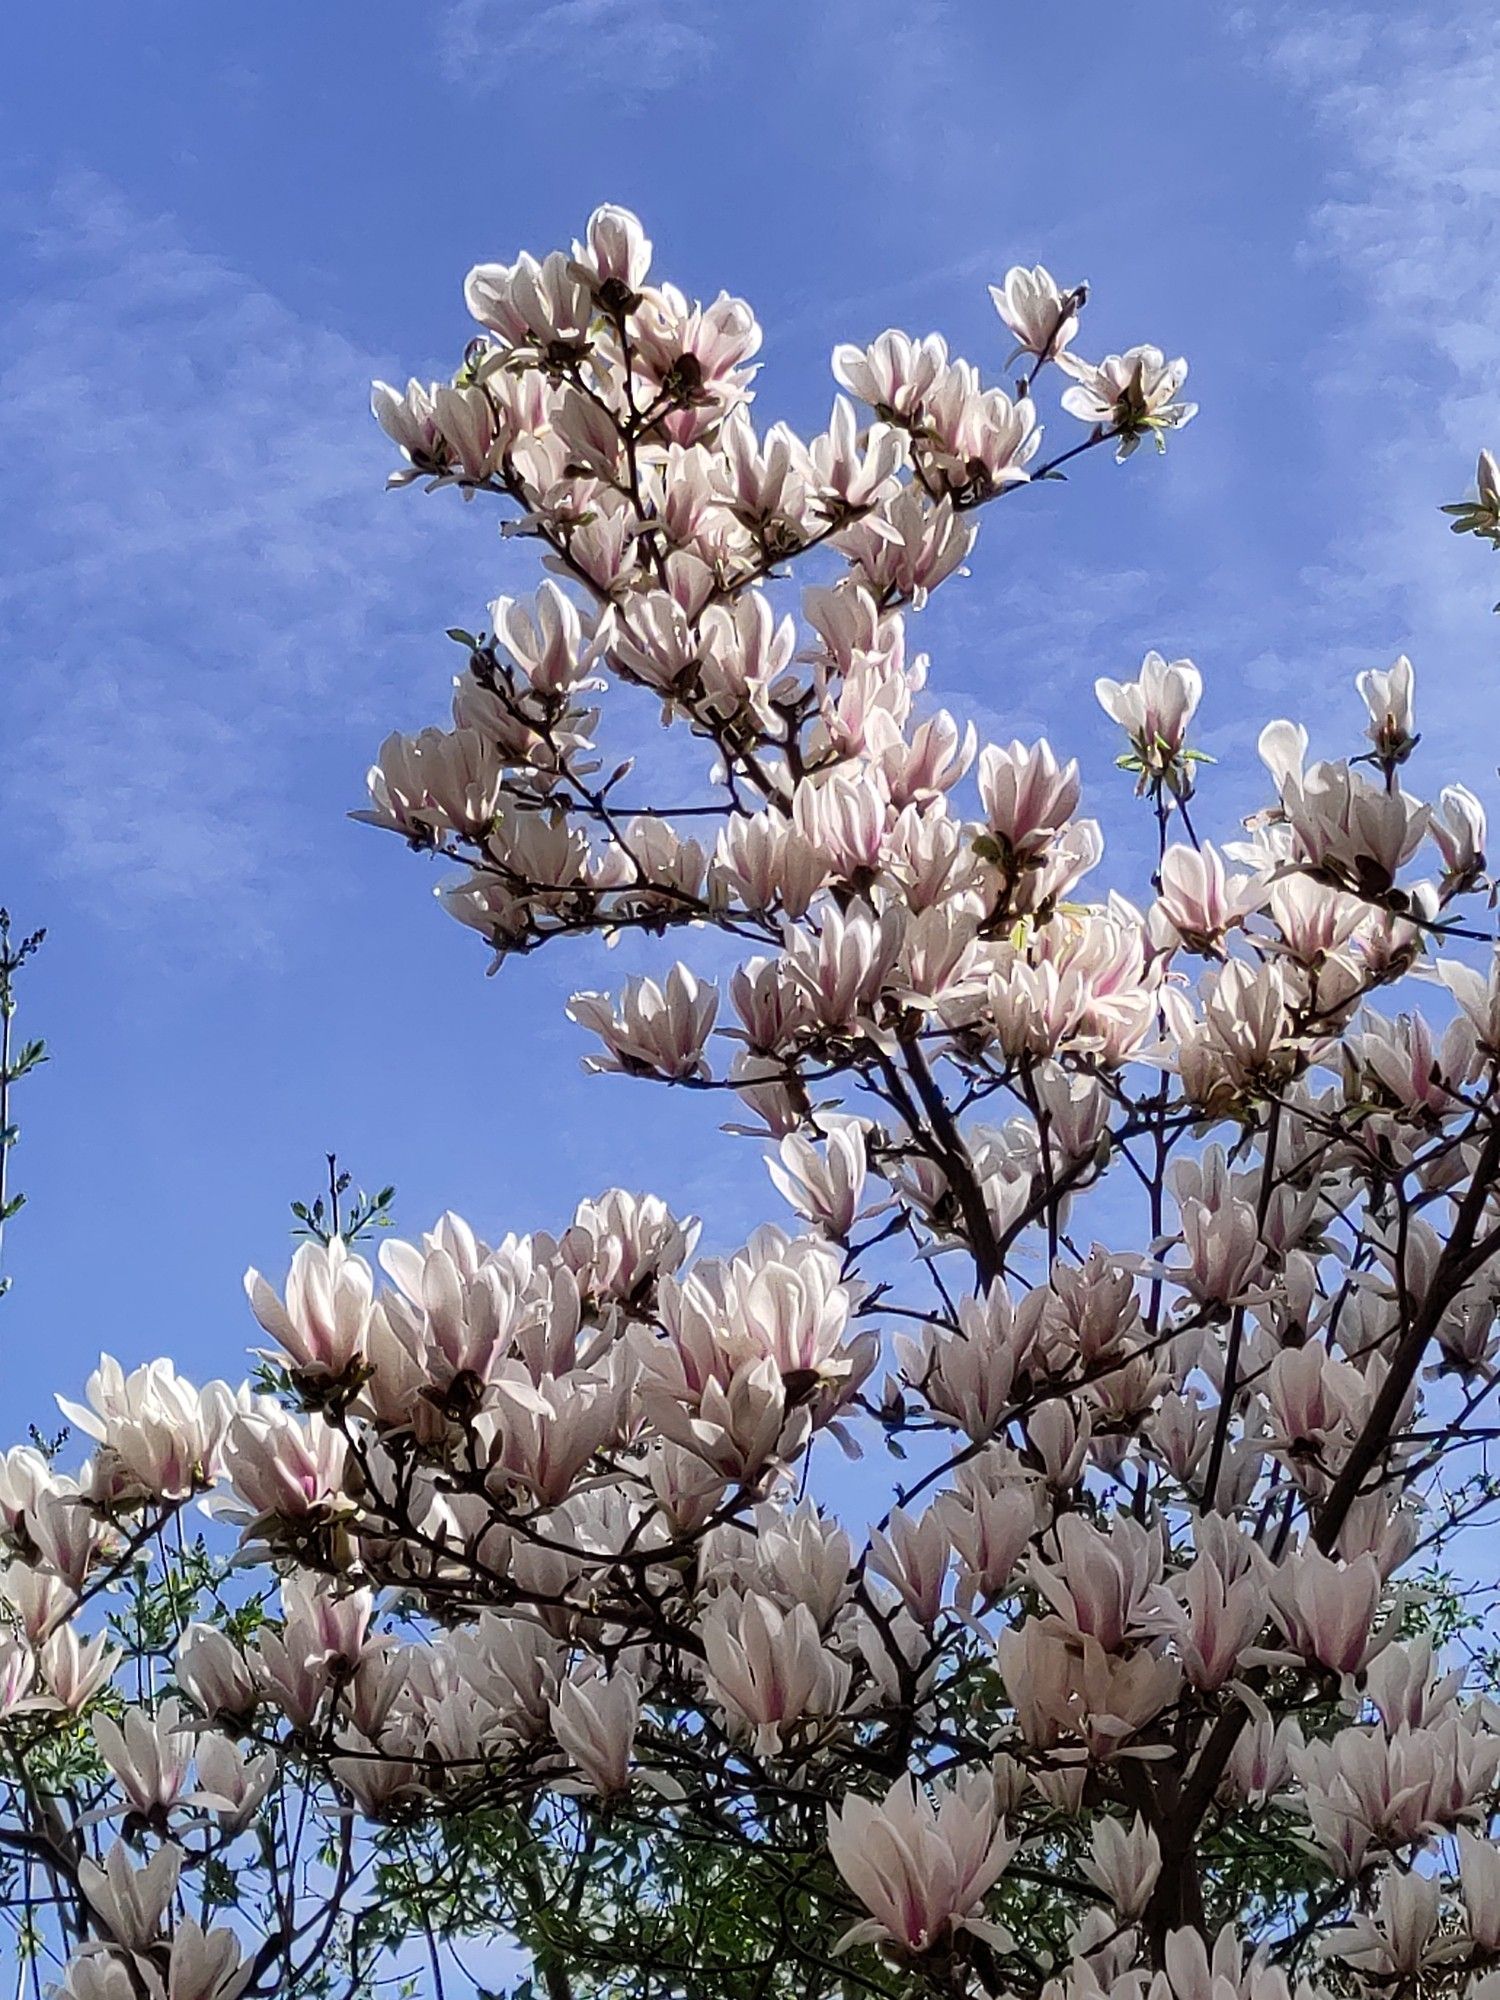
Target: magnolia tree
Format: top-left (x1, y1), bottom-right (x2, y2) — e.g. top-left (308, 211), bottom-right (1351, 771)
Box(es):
top-left (9, 207), bottom-right (1500, 2000)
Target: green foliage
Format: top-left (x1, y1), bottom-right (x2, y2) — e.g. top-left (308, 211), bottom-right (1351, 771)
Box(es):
top-left (0, 908), bottom-right (46, 1298)
top-left (290, 1150), bottom-right (398, 1246)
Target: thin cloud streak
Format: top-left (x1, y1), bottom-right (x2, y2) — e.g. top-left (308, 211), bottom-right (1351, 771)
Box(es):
top-left (0, 172), bottom-right (493, 945)
top-left (1238, 7), bottom-right (1500, 770)
top-left (437, 0), bottom-right (713, 96)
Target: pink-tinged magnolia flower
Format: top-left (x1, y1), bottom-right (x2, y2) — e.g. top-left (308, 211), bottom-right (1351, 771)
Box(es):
top-left (0, 1636), bottom-right (34, 1717)
top-left (1175, 1195), bottom-right (1265, 1311)
top-left (1026, 1398), bottom-right (1093, 1491)
top-left (791, 767), bottom-right (890, 880)
top-left (63, 1922), bottom-right (251, 2000)
top-left (599, 590), bottom-right (700, 693)
top-left (487, 581), bottom-right (593, 698)
top-left (476, 1364), bottom-right (627, 1506)
top-left (940, 1456), bottom-right (1038, 1605)
top-left (280, 1576), bottom-right (376, 1679)
top-left (1442, 445), bottom-right (1500, 547)
top-left (355, 725), bottom-right (504, 843)
top-left (715, 814), bottom-right (828, 919)
top-left (177, 1623), bottom-right (257, 1722)
top-left (880, 710), bottom-right (978, 810)
top-left (1293, 1706), bottom-right (1499, 1867)
top-left (868, 1504), bottom-right (953, 1627)
top-left (737, 1500), bottom-right (854, 1631)
top-left (998, 1620), bottom-right (1181, 1757)
top-left (1152, 844), bottom-right (1264, 953)
top-left (375, 1228), bottom-right (518, 1393)
top-left (25, 1489), bottom-right (104, 1590)
top-left (1431, 783), bottom-right (1487, 897)
top-left (831, 329), bottom-right (949, 423)
top-left (713, 411), bottom-right (812, 547)
top-left (467, 246), bottom-right (592, 354)
top-left (429, 382), bottom-right (508, 483)
top-left (698, 594), bottom-right (796, 730)
top-left (1061, 345), bottom-right (1197, 457)
top-left (191, 1732), bottom-right (276, 1833)
top-left (896, 902), bottom-right (985, 1011)
top-left (1348, 1008), bottom-right (1470, 1124)
top-left (1365, 1636), bottom-right (1466, 1733)
top-left (571, 202), bottom-right (652, 302)
top-left (1435, 951), bottom-right (1500, 1057)
top-left (1356, 654), bottom-right (1417, 768)
top-left (245, 1237), bottom-right (375, 1382)
top-left (901, 1282), bottom-right (1044, 1443)
top-left (767, 1118), bottom-right (870, 1239)
top-left (654, 1233), bottom-right (863, 1403)
top-left (1458, 1830), bottom-right (1500, 1951)
top-left (250, 1621), bottom-right (332, 1732)
top-left (700, 1592), bottom-right (851, 1749)
top-left (163, 1920), bottom-right (255, 2000)
top-left (1223, 1710), bottom-right (1304, 1808)
top-left (78, 1838), bottom-right (182, 1951)
top-left (0, 1445), bottom-right (62, 1535)
top-left (837, 488), bottom-right (975, 604)
top-left (557, 1186), bottom-right (698, 1304)
top-left (807, 397), bottom-right (907, 516)
top-left (1029, 1515), bottom-right (1178, 1653)
top-left (976, 738), bottom-right (1082, 861)
top-left (782, 900), bottom-right (904, 1031)
top-left (1269, 1546), bottom-right (1387, 1676)
top-left (220, 1407), bottom-right (350, 1533)
top-left (826, 1773), bottom-right (1015, 1956)
top-left (990, 264), bottom-right (1084, 365)
top-left (1152, 1926), bottom-right (1291, 2000)
top-left (52, 1954), bottom-right (143, 2000)
top-left (438, 870), bottom-right (529, 951)
top-left (94, 1697), bottom-right (195, 1819)
top-left (60, 1356), bottom-right (240, 1504)
top-left (1178, 1538), bottom-right (1270, 1691)
top-left (371, 378), bottom-right (449, 481)
top-left (1082, 1813), bottom-right (1161, 1919)
top-left (632, 284), bottom-right (762, 441)
top-left (1332, 1868), bottom-right (1442, 1982)
top-left (568, 965), bottom-right (717, 1080)
top-left (927, 373), bottom-right (1042, 496)
top-left (1259, 720), bottom-right (1429, 895)
top-left (549, 1671), bottom-right (641, 1797)
top-left (39, 1624), bottom-right (118, 1712)
top-left (1096, 652), bottom-right (1202, 789)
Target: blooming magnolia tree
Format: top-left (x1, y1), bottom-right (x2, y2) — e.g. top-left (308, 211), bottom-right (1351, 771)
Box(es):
top-left (9, 207), bottom-right (1500, 2000)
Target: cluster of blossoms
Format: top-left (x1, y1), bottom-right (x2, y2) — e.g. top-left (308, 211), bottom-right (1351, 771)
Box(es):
top-left (10, 208), bottom-right (1500, 2000)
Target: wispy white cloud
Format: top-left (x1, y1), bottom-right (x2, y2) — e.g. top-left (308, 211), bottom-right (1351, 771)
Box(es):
top-left (437, 0), bottom-right (713, 97)
top-left (1233, 6), bottom-right (1500, 768)
top-left (0, 172), bottom-right (493, 943)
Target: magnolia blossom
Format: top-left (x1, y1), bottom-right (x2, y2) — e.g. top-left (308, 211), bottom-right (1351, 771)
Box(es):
top-left (78, 1841), bottom-right (182, 1952)
top-left (1096, 651), bottom-right (1202, 790)
top-left (990, 262), bottom-right (1084, 364)
top-left (1061, 346), bottom-right (1197, 455)
top-left (245, 1236), bottom-right (375, 1382)
top-left (95, 1698), bottom-right (196, 1819)
top-left (568, 966), bottom-right (718, 1079)
top-left (549, 1672), bottom-right (641, 1797)
top-left (826, 1774), bottom-right (1015, 1955)
top-left (766, 1118), bottom-right (870, 1238)
top-left (1357, 654), bottom-right (1417, 767)
top-left (1442, 445), bottom-right (1500, 547)
top-left (700, 1592), bottom-right (850, 1748)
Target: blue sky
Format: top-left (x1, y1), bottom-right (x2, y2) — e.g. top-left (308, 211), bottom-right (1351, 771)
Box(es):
top-left (3, 1), bottom-right (1498, 1435)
